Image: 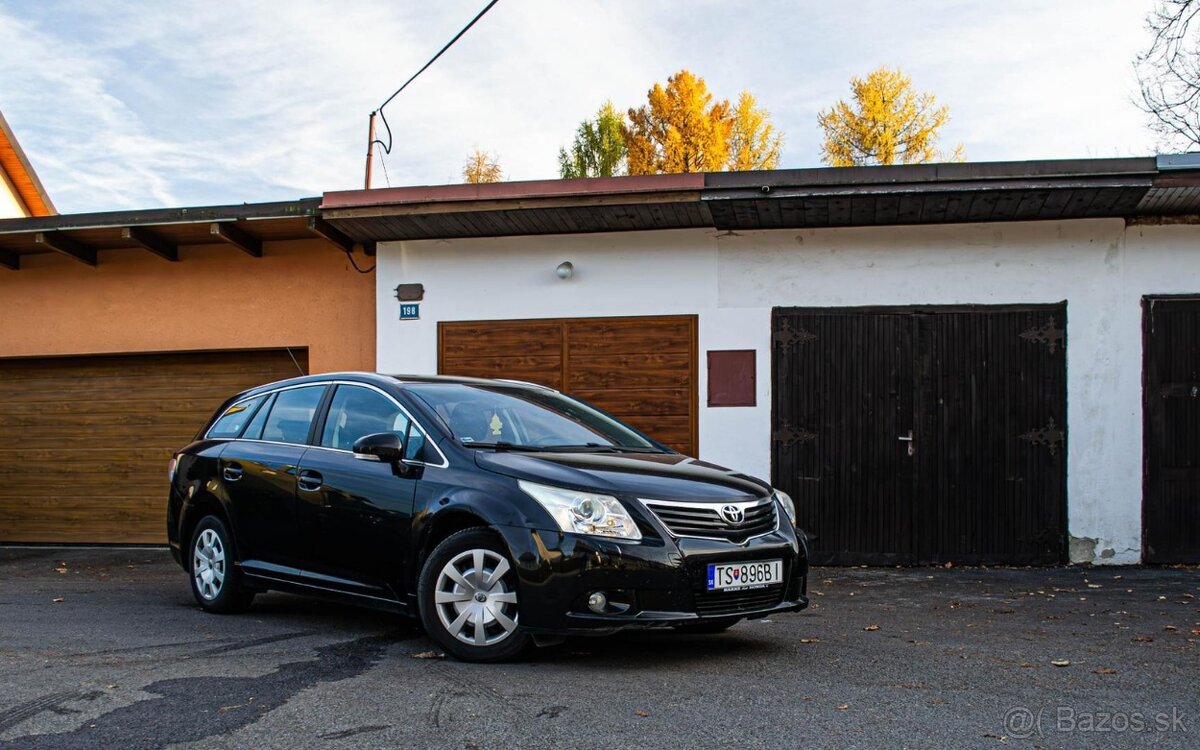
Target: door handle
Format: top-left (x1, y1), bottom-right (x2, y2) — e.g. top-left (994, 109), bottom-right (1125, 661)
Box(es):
top-left (899, 431), bottom-right (914, 456)
top-left (298, 469), bottom-right (323, 492)
top-left (222, 464), bottom-right (244, 482)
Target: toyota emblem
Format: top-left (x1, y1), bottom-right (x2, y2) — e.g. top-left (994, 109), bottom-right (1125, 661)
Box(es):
top-left (719, 504), bottom-right (745, 524)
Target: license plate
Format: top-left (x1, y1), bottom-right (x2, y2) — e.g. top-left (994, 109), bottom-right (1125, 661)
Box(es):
top-left (707, 559), bottom-right (784, 591)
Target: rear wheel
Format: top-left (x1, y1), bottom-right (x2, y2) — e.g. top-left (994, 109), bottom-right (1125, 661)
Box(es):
top-left (418, 528), bottom-right (529, 662)
top-left (189, 515), bottom-right (255, 613)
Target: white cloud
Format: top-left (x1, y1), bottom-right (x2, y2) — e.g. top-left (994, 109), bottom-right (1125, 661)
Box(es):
top-left (0, 0), bottom-right (1161, 213)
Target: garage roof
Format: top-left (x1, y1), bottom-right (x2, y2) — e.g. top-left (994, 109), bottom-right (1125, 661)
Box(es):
top-left (0, 198), bottom-right (361, 271)
top-left (321, 156), bottom-right (1200, 242)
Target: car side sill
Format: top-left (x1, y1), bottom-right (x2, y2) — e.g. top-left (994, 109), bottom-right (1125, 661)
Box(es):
top-left (241, 569), bottom-right (412, 617)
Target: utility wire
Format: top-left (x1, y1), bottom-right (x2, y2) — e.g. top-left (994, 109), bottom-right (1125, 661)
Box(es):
top-left (370, 0), bottom-right (501, 157)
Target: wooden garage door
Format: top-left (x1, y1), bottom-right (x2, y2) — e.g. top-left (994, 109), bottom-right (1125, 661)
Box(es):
top-left (0, 349), bottom-right (306, 544)
top-left (439, 316), bottom-right (697, 455)
top-left (773, 305), bottom-right (1067, 565)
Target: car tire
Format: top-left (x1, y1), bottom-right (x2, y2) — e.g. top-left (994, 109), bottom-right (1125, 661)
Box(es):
top-left (188, 515), bottom-right (255, 614)
top-left (418, 528), bottom-right (529, 662)
top-left (673, 617), bottom-right (741, 634)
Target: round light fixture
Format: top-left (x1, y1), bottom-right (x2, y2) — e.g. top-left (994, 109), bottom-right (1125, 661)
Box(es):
top-left (556, 261), bottom-right (574, 279)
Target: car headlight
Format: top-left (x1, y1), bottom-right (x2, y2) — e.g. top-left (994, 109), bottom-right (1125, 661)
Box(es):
top-left (774, 489), bottom-right (797, 525)
top-left (518, 480), bottom-right (642, 540)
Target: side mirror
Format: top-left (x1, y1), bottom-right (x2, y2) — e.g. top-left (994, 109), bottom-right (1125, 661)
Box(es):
top-left (352, 432), bottom-right (405, 463)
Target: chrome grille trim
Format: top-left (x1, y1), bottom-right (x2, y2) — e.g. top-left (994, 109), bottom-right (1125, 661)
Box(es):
top-left (639, 496), bottom-right (779, 543)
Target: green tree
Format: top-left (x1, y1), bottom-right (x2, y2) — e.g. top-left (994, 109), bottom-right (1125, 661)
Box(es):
top-left (818, 66), bottom-right (963, 166)
top-left (559, 101), bottom-right (627, 178)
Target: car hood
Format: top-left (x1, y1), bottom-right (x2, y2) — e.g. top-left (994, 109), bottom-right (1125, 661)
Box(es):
top-left (473, 450), bottom-right (771, 501)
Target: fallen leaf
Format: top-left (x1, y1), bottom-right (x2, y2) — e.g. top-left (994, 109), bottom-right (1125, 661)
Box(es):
top-left (1164, 625), bottom-right (1178, 632)
top-left (105, 684), bottom-right (117, 689)
top-left (1086, 584), bottom-right (1101, 589)
top-left (1093, 667), bottom-right (1117, 675)
top-left (799, 638), bottom-right (820, 644)
top-left (944, 562), bottom-right (953, 569)
top-left (1019, 662), bottom-right (1038, 669)
top-left (1051, 659), bottom-right (1071, 667)
top-left (410, 651), bottom-right (445, 660)
top-left (634, 709), bottom-right (649, 718)
top-left (1192, 628), bottom-right (1200, 636)
top-left (837, 704), bottom-right (849, 711)
top-left (1157, 596), bottom-right (1167, 601)
top-left (1131, 636), bottom-right (1154, 643)
top-left (55, 565), bottom-right (68, 574)
top-left (52, 597), bottom-right (64, 603)
top-left (863, 625), bottom-right (880, 631)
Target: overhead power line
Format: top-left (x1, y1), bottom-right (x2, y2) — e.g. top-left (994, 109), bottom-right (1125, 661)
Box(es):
top-left (365, 0), bottom-right (501, 187)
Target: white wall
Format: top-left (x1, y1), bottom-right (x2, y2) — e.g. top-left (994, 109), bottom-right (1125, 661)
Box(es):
top-left (377, 219), bottom-right (1200, 564)
top-left (0, 169), bottom-right (28, 218)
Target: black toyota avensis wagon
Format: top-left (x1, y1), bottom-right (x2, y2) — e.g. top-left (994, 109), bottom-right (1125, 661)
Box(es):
top-left (167, 373), bottom-right (809, 661)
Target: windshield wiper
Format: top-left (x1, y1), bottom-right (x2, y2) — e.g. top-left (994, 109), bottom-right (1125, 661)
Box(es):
top-left (540, 443), bottom-right (667, 454)
top-left (459, 441), bottom-right (546, 452)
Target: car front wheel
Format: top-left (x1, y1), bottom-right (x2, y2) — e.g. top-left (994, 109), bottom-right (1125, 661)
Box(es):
top-left (189, 515), bottom-right (255, 613)
top-left (418, 528), bottom-right (528, 662)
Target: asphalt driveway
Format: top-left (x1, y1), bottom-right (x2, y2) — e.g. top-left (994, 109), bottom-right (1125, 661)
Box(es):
top-left (0, 548), bottom-right (1195, 749)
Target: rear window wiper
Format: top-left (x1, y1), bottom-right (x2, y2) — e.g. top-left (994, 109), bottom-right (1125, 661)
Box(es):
top-left (459, 441), bottom-right (546, 452)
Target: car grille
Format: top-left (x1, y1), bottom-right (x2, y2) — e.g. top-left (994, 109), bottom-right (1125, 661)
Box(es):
top-left (640, 497), bottom-right (778, 543)
top-left (694, 586), bottom-right (785, 615)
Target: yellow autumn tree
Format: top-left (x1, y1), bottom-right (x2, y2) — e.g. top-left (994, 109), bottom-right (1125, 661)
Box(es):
top-left (818, 67), bottom-right (964, 166)
top-left (624, 70), bottom-right (732, 174)
top-left (727, 91), bottom-right (783, 171)
top-left (463, 148), bottom-right (503, 183)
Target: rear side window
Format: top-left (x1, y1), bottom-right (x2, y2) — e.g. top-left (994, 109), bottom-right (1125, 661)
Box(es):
top-left (261, 386), bottom-right (326, 444)
top-left (240, 392), bottom-right (276, 440)
top-left (207, 396), bottom-right (266, 439)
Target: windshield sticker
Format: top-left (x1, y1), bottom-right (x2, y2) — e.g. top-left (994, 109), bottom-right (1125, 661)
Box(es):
top-left (489, 413), bottom-right (504, 436)
top-left (460, 437), bottom-right (475, 443)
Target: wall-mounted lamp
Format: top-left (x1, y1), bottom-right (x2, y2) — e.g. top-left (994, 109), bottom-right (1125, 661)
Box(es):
top-left (556, 261), bottom-right (574, 280)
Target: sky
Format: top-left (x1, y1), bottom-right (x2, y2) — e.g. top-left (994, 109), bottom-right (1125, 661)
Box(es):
top-left (0, 0), bottom-right (1161, 214)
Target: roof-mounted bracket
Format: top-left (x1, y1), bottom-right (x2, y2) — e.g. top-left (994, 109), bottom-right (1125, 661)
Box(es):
top-left (35, 232), bottom-right (96, 266)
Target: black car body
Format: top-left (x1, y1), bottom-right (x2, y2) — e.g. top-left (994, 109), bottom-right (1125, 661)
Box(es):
top-left (168, 373), bottom-right (808, 661)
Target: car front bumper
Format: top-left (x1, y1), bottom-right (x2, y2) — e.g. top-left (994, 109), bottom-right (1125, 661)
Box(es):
top-left (493, 523), bottom-right (809, 635)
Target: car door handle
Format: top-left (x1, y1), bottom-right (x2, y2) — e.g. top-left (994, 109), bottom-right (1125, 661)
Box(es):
top-left (298, 469), bottom-right (323, 491)
top-left (223, 464), bottom-right (244, 482)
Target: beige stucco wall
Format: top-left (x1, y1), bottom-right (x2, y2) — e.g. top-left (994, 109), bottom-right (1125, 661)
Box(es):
top-left (0, 238), bottom-right (375, 373)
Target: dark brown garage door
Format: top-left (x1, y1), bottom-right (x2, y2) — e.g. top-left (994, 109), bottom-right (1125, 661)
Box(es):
top-left (1143, 297), bottom-right (1200, 563)
top-left (0, 349), bottom-right (306, 544)
top-left (772, 305), bottom-right (1067, 565)
top-left (438, 316), bottom-right (697, 455)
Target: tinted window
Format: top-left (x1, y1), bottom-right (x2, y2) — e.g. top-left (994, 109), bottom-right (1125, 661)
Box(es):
top-left (207, 396), bottom-right (266, 439)
top-left (241, 392), bottom-right (276, 440)
top-left (405, 383), bottom-right (658, 450)
top-left (321, 386), bottom-right (410, 451)
top-left (261, 386), bottom-right (325, 444)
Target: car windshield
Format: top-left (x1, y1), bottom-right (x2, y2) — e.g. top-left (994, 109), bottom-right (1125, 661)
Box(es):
top-left (404, 383), bottom-right (665, 452)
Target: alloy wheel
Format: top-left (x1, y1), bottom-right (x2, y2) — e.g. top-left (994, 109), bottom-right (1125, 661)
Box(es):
top-left (193, 528), bottom-right (226, 601)
top-left (433, 548), bottom-right (519, 646)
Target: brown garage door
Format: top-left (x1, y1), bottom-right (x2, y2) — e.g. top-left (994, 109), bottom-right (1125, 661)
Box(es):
top-left (0, 349), bottom-right (306, 544)
top-left (438, 316), bottom-right (697, 455)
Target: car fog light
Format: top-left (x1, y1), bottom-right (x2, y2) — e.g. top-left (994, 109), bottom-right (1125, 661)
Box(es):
top-left (587, 591), bottom-right (608, 613)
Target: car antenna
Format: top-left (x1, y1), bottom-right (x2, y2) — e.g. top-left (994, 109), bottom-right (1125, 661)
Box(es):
top-left (285, 347), bottom-right (305, 376)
